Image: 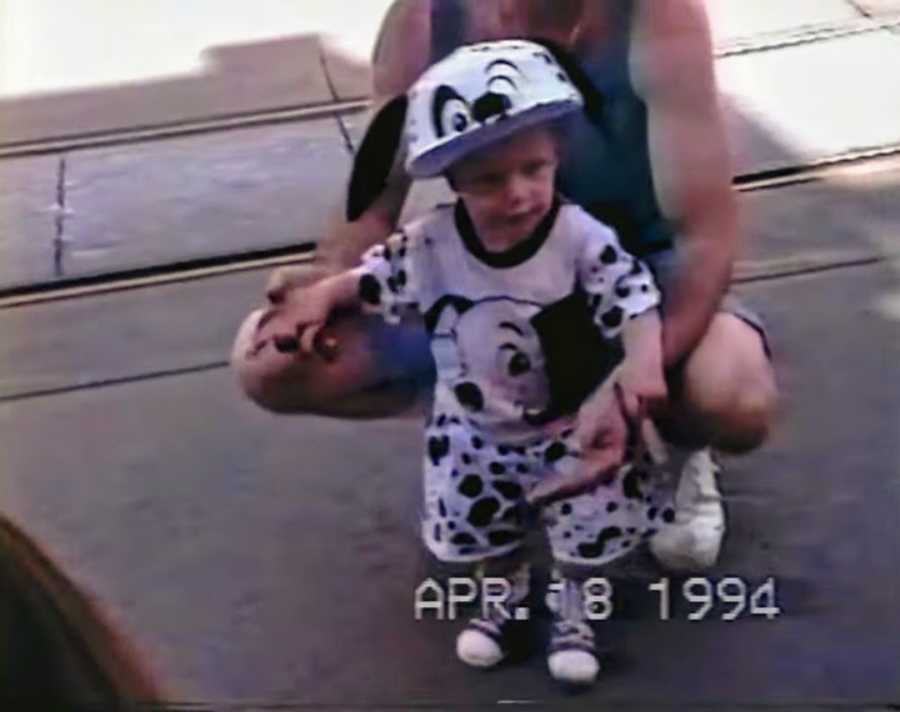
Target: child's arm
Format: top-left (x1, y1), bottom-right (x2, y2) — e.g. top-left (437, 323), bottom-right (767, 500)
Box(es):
top-left (574, 213), bottom-right (666, 437)
top-left (279, 267), bottom-right (366, 355)
top-left (277, 228), bottom-right (423, 354)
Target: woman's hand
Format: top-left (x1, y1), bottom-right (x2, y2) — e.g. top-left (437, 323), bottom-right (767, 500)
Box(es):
top-left (616, 356), bottom-right (669, 423)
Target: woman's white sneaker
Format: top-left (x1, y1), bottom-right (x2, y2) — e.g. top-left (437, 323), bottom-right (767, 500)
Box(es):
top-left (650, 448), bottom-right (725, 571)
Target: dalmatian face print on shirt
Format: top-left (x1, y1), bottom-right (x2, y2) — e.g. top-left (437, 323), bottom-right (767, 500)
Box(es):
top-left (426, 295), bottom-right (551, 430)
top-left (358, 201), bottom-right (661, 441)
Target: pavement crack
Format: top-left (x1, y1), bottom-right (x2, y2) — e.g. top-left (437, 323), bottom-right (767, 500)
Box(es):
top-left (318, 42), bottom-right (356, 155)
top-left (53, 154), bottom-right (67, 277)
top-left (0, 362), bottom-right (229, 405)
top-left (715, 14), bottom-right (900, 57)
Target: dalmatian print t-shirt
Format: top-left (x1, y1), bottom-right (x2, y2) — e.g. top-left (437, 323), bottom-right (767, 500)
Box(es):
top-left (358, 197), bottom-right (661, 442)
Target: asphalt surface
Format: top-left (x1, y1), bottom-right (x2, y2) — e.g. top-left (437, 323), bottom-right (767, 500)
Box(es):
top-left (1, 3), bottom-right (900, 709)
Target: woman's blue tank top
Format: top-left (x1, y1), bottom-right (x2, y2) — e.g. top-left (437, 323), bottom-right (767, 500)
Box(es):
top-left (429, 0), bottom-right (674, 256)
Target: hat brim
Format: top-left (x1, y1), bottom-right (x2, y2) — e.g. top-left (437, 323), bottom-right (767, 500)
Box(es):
top-left (406, 101), bottom-right (581, 179)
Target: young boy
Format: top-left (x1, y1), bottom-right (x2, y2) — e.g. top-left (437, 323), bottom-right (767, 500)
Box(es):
top-left (267, 40), bottom-right (672, 685)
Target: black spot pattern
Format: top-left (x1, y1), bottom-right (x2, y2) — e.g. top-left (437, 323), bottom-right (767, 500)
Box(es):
top-left (397, 269), bottom-right (407, 287)
top-left (606, 501), bottom-right (619, 513)
top-left (359, 274), bottom-right (382, 305)
top-left (468, 497), bottom-right (501, 527)
top-left (462, 453), bottom-right (473, 465)
top-left (622, 469), bottom-right (643, 500)
top-left (662, 507), bottom-right (675, 524)
top-left (577, 526), bottom-right (623, 559)
top-left (386, 276), bottom-right (398, 294)
top-left (451, 532), bottom-right (477, 546)
top-left (516, 464), bottom-right (529, 474)
top-left (455, 382), bottom-right (485, 412)
top-left (489, 462), bottom-right (506, 475)
top-left (601, 306), bottom-right (624, 329)
top-left (488, 530), bottom-right (524, 546)
top-left (433, 523), bottom-right (442, 542)
top-left (560, 503), bottom-right (573, 516)
top-left (427, 435), bottom-right (450, 466)
top-left (438, 498), bottom-right (447, 517)
top-left (471, 436), bottom-right (484, 450)
top-left (494, 481), bottom-right (523, 501)
top-left (647, 507), bottom-right (658, 521)
top-left (615, 285), bottom-right (631, 299)
top-left (459, 475), bottom-right (484, 498)
top-left (600, 245), bottom-right (618, 264)
top-left (544, 441), bottom-right (567, 464)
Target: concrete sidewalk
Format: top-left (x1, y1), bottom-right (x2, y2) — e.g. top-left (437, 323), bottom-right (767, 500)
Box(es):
top-left (3, 1), bottom-right (900, 292)
top-left (1, 1), bottom-right (900, 708)
top-left (1, 166), bottom-right (898, 707)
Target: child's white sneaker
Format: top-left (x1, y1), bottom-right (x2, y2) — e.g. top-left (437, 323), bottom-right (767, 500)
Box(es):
top-left (456, 563), bottom-right (530, 669)
top-left (547, 622), bottom-right (599, 685)
top-left (456, 619), bottom-right (508, 668)
top-left (650, 448), bottom-right (725, 571)
top-left (545, 574), bottom-right (599, 686)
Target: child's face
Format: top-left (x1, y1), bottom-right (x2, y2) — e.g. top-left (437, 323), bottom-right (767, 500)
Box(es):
top-left (448, 127), bottom-right (559, 247)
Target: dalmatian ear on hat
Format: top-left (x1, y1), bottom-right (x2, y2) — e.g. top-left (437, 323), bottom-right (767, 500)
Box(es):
top-left (346, 94), bottom-right (408, 222)
top-left (528, 37), bottom-right (606, 128)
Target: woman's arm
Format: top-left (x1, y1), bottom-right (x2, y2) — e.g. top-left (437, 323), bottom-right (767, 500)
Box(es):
top-left (631, 0), bottom-right (740, 367)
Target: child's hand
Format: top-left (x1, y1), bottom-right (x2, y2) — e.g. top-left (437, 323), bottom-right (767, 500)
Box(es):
top-left (266, 263), bottom-right (334, 304)
top-left (269, 281), bottom-right (339, 356)
top-left (526, 376), bottom-right (627, 507)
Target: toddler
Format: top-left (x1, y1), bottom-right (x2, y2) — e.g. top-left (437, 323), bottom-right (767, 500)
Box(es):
top-left (276, 40), bottom-right (672, 686)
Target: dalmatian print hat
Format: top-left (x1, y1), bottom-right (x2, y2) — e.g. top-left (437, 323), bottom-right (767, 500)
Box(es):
top-left (404, 40), bottom-right (582, 177)
top-left (347, 39), bottom-right (606, 221)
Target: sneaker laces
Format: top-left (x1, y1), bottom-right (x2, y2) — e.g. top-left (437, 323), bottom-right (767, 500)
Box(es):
top-left (464, 562), bottom-right (530, 641)
top-left (546, 572), bottom-right (596, 655)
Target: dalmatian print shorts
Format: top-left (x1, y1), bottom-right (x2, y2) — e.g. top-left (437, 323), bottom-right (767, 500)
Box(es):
top-left (422, 416), bottom-right (674, 567)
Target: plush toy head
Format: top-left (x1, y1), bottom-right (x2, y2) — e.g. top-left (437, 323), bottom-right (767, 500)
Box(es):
top-left (347, 38), bottom-right (605, 221)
